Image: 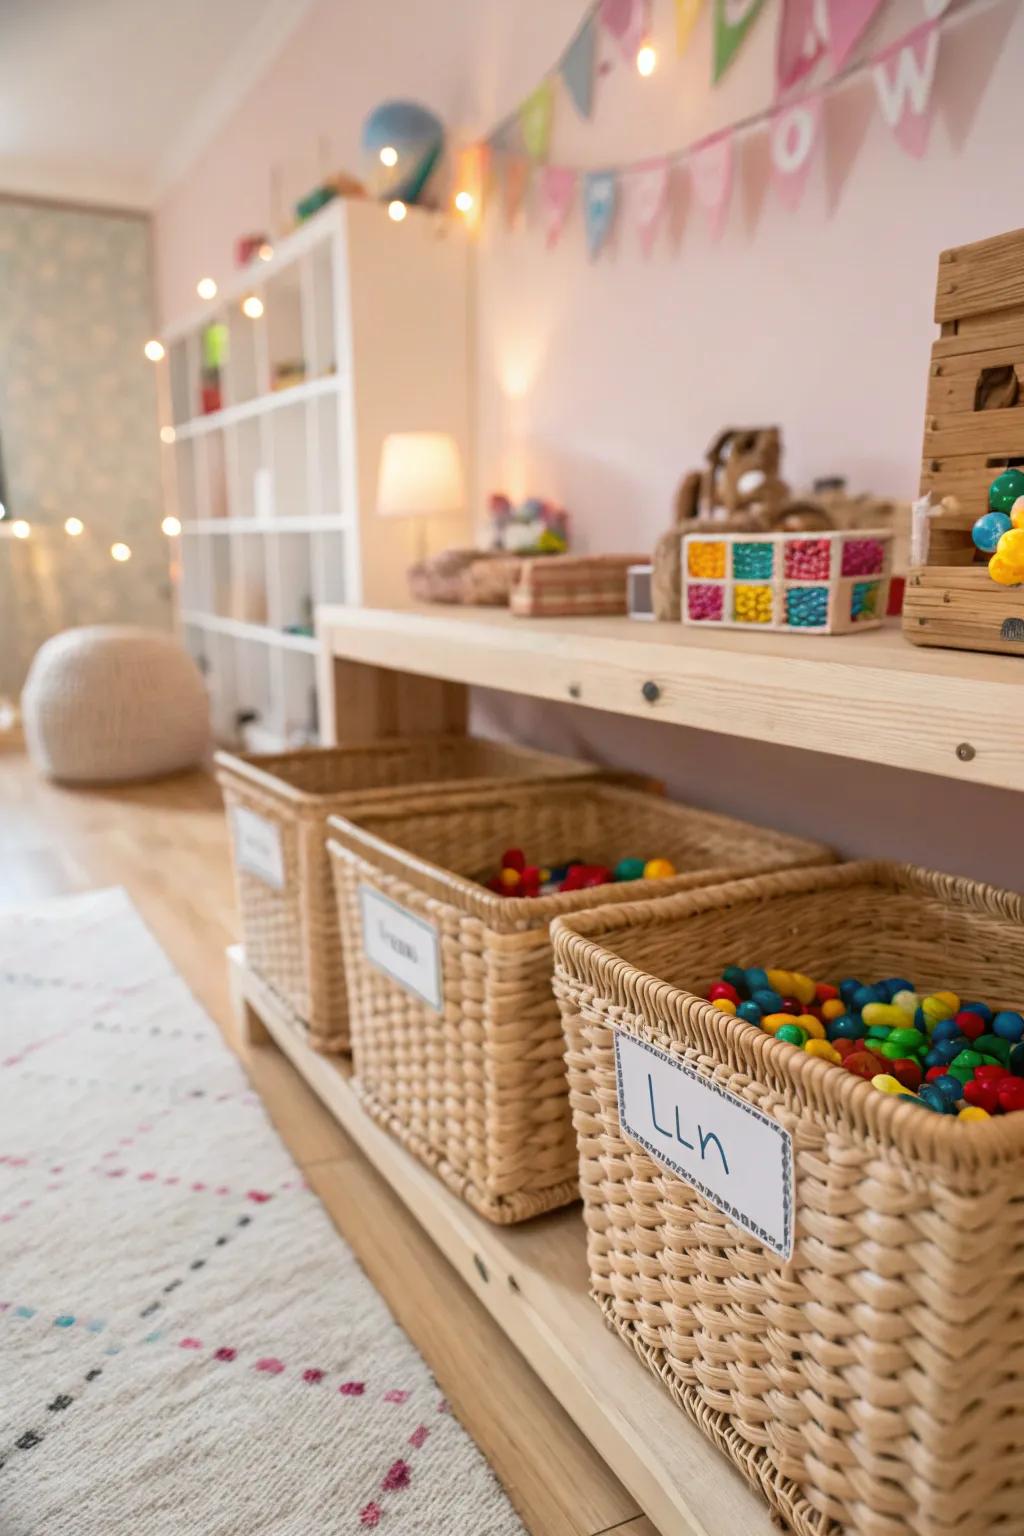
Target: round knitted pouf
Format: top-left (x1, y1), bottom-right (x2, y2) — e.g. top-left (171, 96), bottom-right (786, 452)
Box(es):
top-left (21, 626), bottom-right (210, 784)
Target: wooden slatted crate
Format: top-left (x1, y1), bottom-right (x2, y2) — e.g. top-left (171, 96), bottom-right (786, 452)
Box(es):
top-left (906, 227), bottom-right (1024, 655)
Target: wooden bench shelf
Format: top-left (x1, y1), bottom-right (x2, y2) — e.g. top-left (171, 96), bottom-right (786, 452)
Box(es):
top-left (229, 948), bottom-right (775, 1536)
top-left (315, 604), bottom-right (1024, 793)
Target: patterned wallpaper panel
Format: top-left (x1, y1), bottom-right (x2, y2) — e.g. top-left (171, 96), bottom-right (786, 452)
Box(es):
top-left (0, 200), bottom-right (171, 697)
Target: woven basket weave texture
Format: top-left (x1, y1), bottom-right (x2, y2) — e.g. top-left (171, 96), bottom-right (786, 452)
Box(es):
top-left (328, 781), bottom-right (831, 1223)
top-left (553, 861), bottom-right (1024, 1536)
top-left (216, 736), bottom-right (595, 1052)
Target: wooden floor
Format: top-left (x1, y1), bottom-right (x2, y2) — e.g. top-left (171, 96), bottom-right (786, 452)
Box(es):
top-left (0, 743), bottom-right (654, 1536)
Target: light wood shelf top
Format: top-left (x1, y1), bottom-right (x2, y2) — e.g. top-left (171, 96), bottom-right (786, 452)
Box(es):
top-left (230, 949), bottom-right (774, 1536)
top-left (316, 604), bottom-right (1024, 793)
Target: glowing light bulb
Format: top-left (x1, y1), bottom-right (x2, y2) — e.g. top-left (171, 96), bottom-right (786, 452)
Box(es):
top-left (379, 146), bottom-right (398, 168)
top-left (454, 190), bottom-right (474, 214)
top-left (64, 517), bottom-right (84, 536)
top-left (111, 542), bottom-right (132, 562)
top-left (161, 515), bottom-right (182, 537)
top-left (242, 294), bottom-right (264, 319)
top-left (160, 426), bottom-right (176, 445)
top-left (388, 200), bottom-right (407, 223)
top-left (637, 43), bottom-right (657, 75)
top-left (196, 276), bottom-right (218, 300)
top-left (257, 242), bottom-right (273, 262)
top-left (144, 339), bottom-right (165, 362)
top-left (11, 520), bottom-right (30, 539)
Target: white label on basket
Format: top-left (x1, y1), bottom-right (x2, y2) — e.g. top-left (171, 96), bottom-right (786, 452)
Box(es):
top-left (359, 886), bottom-right (442, 1012)
top-left (614, 1031), bottom-right (794, 1259)
top-left (231, 807), bottom-right (284, 890)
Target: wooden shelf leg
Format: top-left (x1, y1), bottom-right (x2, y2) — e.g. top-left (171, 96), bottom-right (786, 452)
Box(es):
top-left (228, 955), bottom-right (272, 1046)
top-left (315, 635), bottom-right (468, 746)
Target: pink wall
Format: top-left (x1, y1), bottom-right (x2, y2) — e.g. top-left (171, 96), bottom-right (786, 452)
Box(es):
top-left (155, 0), bottom-right (1024, 887)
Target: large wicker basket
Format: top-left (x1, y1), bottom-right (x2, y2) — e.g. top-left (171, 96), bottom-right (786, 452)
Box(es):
top-left (552, 862), bottom-right (1024, 1536)
top-left (215, 736), bottom-right (596, 1052)
top-left (326, 782), bottom-right (831, 1224)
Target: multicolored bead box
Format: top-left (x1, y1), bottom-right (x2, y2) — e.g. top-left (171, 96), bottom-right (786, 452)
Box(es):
top-left (682, 529), bottom-right (893, 635)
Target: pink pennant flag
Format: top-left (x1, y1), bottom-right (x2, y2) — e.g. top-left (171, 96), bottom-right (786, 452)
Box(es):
top-left (872, 19), bottom-right (940, 158)
top-left (600, 0), bottom-right (652, 61)
top-left (826, 0), bottom-right (885, 72)
top-left (541, 166), bottom-right (577, 248)
top-left (776, 0), bottom-right (825, 95)
top-left (690, 132), bottom-right (733, 241)
top-left (769, 95), bottom-right (823, 211)
top-left (504, 155), bottom-right (530, 227)
top-left (628, 158), bottom-right (670, 256)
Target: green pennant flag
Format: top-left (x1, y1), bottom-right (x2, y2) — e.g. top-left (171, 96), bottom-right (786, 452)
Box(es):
top-left (520, 78), bottom-right (553, 160)
top-left (713, 0), bottom-right (765, 81)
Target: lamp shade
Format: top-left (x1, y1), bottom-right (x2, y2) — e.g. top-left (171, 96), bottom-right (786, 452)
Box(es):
top-left (377, 431), bottom-right (464, 518)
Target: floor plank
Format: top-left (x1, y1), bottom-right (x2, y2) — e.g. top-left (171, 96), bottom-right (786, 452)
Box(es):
top-left (0, 751), bottom-right (645, 1536)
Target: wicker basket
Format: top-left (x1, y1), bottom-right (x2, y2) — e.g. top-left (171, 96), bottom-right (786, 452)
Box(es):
top-left (215, 736), bottom-right (596, 1052)
top-left (552, 862), bottom-right (1024, 1536)
top-left (326, 782), bottom-right (831, 1224)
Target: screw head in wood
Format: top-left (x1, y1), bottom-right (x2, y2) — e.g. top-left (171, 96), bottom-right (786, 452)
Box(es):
top-left (955, 742), bottom-right (976, 762)
top-left (642, 680), bottom-right (661, 703)
top-left (568, 682), bottom-right (581, 700)
top-left (473, 1254), bottom-right (489, 1283)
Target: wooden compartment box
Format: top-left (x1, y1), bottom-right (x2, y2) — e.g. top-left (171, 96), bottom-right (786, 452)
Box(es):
top-left (682, 529), bottom-right (892, 635)
top-left (906, 226), bottom-right (1024, 655)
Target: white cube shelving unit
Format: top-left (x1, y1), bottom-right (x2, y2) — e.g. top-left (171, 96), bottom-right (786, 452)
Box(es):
top-left (161, 198), bottom-right (472, 748)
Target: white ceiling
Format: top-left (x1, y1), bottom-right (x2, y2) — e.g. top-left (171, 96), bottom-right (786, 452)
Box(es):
top-left (0, 0), bottom-right (314, 209)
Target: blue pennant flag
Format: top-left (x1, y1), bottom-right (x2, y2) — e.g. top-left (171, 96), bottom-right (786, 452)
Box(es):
top-left (561, 14), bottom-right (597, 119)
top-left (583, 171), bottom-right (617, 258)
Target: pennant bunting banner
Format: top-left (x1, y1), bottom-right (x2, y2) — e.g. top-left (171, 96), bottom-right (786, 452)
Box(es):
top-left (521, 78), bottom-right (553, 160)
top-left (600, 0), bottom-right (652, 62)
top-left (584, 171), bottom-right (618, 258)
top-left (674, 0), bottom-right (704, 56)
top-left (542, 166), bottom-right (577, 248)
top-left (467, 0), bottom-right (979, 255)
top-left (629, 158), bottom-right (670, 255)
top-left (872, 19), bottom-right (940, 158)
top-left (768, 95), bottom-right (823, 210)
top-left (826, 0), bottom-right (885, 72)
top-left (561, 12), bottom-right (597, 118)
top-left (504, 155), bottom-right (530, 227)
top-left (690, 131), bottom-right (734, 239)
top-left (713, 0), bottom-right (766, 82)
top-left (776, 0), bottom-right (826, 95)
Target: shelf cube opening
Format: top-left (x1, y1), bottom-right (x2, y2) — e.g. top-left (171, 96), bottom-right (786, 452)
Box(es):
top-left (312, 529), bottom-right (347, 607)
top-left (270, 403), bottom-right (309, 518)
top-left (232, 534), bottom-right (269, 624)
top-left (268, 530), bottom-right (314, 634)
top-left (265, 267), bottom-right (305, 392)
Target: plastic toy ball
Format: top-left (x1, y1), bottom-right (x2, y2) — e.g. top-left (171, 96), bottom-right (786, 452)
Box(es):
top-left (972, 510), bottom-right (1011, 553)
top-left (1012, 496), bottom-right (1024, 531)
top-left (361, 100), bottom-right (444, 205)
top-left (988, 555), bottom-right (1022, 587)
top-left (996, 527), bottom-right (1024, 572)
top-left (989, 468), bottom-right (1024, 512)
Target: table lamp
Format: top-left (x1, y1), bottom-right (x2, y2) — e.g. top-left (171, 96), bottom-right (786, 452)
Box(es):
top-left (377, 431), bottom-right (465, 564)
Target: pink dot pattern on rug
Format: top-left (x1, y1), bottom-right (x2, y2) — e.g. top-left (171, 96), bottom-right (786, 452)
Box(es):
top-left (179, 1337), bottom-right (203, 1350)
top-left (383, 1389), bottom-right (409, 1404)
top-left (359, 1503), bottom-right (381, 1527)
top-left (214, 1347), bottom-right (236, 1362)
top-left (339, 1381), bottom-right (365, 1396)
top-left (255, 1357), bottom-right (285, 1374)
top-left (381, 1460), bottom-right (410, 1492)
top-left (303, 1368), bottom-right (324, 1384)
top-left (409, 1425), bottom-right (429, 1449)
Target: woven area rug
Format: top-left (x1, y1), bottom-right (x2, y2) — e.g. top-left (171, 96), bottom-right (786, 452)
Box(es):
top-left (0, 888), bottom-right (524, 1535)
